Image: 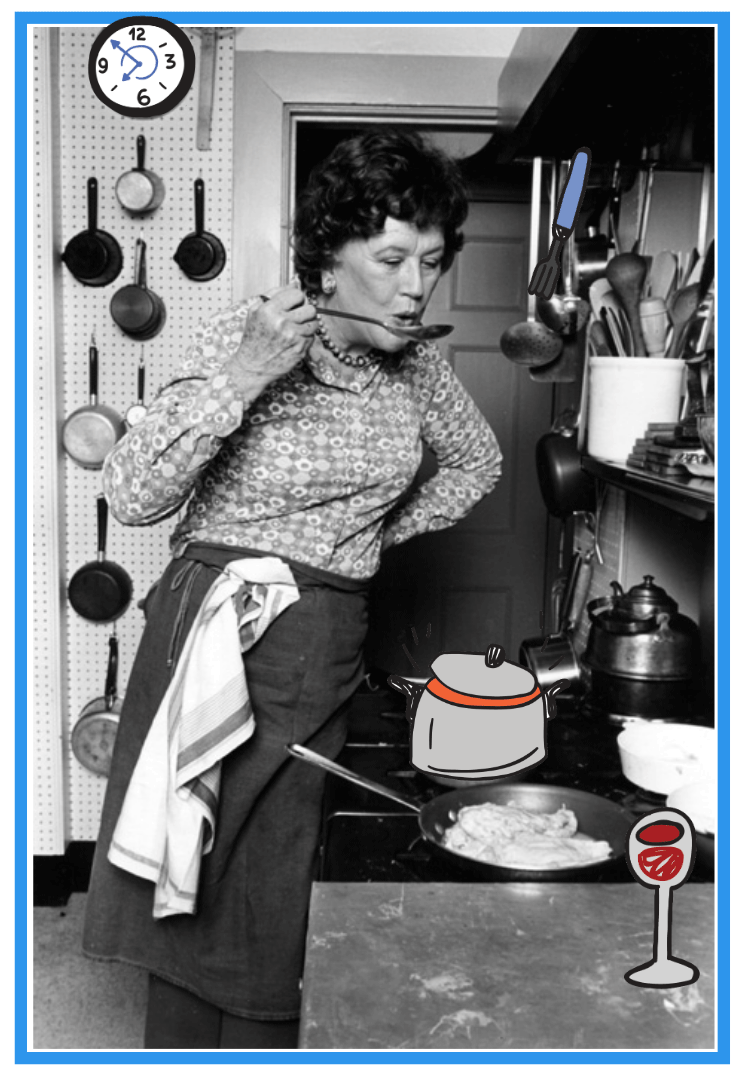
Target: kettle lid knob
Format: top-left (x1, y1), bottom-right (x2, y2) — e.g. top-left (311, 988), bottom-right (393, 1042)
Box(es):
top-left (484, 644), bottom-right (505, 668)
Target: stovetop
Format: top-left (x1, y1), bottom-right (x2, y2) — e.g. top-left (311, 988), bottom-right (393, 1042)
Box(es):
top-left (318, 682), bottom-right (713, 884)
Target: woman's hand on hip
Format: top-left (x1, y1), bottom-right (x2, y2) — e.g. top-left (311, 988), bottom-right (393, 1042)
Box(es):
top-left (225, 285), bottom-right (317, 403)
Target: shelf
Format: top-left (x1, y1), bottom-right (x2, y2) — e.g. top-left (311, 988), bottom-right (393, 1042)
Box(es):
top-left (581, 456), bottom-right (714, 521)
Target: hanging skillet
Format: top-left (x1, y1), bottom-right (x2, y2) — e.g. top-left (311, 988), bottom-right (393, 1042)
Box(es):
top-left (115, 135), bottom-right (165, 215)
top-left (110, 238), bottom-right (167, 340)
top-left (62, 177), bottom-right (123, 287)
top-left (174, 178), bottom-right (226, 281)
top-left (68, 494), bottom-right (133, 624)
top-left (62, 335), bottom-right (126, 469)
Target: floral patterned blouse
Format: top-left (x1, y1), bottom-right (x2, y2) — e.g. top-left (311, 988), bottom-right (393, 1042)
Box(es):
top-left (102, 298), bottom-right (503, 581)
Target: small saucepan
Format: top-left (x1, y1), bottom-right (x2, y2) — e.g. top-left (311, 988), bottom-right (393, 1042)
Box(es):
top-left (288, 744), bottom-right (633, 882)
top-left (62, 177), bottom-right (123, 287)
top-left (71, 634), bottom-right (123, 777)
top-left (68, 494), bottom-right (133, 624)
top-left (62, 339), bottom-right (126, 469)
top-left (110, 238), bottom-right (166, 340)
top-left (115, 135), bottom-right (165, 215)
top-left (173, 179), bottom-right (226, 281)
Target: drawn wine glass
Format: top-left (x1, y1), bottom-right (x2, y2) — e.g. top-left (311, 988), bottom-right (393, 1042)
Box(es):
top-left (625, 808), bottom-right (700, 988)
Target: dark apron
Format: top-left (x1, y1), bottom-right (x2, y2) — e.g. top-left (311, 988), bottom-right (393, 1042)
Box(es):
top-left (82, 542), bottom-right (369, 1020)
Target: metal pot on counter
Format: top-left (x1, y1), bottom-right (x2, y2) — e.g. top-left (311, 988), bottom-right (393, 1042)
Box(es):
top-left (582, 576), bottom-right (701, 721)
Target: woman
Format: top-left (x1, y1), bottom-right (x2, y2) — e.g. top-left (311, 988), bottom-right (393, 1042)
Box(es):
top-left (82, 128), bottom-right (503, 1049)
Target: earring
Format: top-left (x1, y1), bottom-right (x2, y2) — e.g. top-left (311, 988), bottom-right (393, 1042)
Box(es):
top-left (321, 274), bottom-right (336, 295)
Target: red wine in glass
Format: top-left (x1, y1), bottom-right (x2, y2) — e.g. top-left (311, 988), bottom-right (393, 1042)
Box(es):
top-left (625, 807), bottom-right (700, 988)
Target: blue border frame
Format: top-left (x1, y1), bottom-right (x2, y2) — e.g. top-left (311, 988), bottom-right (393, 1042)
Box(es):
top-left (17, 9), bottom-right (730, 1066)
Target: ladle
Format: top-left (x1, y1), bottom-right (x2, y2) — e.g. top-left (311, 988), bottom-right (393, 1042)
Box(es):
top-left (314, 306), bottom-right (452, 343)
top-left (500, 156), bottom-right (564, 366)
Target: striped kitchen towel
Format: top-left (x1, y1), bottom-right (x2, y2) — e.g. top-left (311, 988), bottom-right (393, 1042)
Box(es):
top-left (108, 557), bottom-right (299, 918)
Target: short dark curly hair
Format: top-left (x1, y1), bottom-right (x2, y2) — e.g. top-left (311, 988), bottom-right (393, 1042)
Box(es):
top-left (292, 128), bottom-right (469, 293)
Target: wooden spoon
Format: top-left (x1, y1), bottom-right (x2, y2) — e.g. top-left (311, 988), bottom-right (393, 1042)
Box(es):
top-left (605, 252), bottom-right (648, 357)
top-left (666, 282), bottom-right (700, 358)
top-left (648, 251), bottom-right (678, 302)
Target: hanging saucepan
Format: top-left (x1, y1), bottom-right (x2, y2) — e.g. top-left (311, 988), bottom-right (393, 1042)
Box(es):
top-left (173, 178), bottom-right (226, 281)
top-left (115, 135), bottom-right (165, 215)
top-left (62, 177), bottom-right (123, 287)
top-left (535, 412), bottom-right (596, 519)
top-left (288, 744), bottom-right (633, 882)
top-left (62, 338), bottom-right (126, 469)
top-left (110, 238), bottom-right (166, 340)
top-left (68, 494), bottom-right (133, 624)
top-left (71, 634), bottom-right (123, 778)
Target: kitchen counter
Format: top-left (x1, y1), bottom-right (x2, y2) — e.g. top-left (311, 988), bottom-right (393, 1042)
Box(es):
top-left (300, 882), bottom-right (714, 1050)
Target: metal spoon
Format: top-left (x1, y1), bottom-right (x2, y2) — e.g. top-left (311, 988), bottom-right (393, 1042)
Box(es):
top-left (315, 305), bottom-right (452, 342)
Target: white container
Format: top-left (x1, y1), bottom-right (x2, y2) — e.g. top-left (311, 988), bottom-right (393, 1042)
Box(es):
top-left (616, 722), bottom-right (716, 795)
top-left (586, 356), bottom-right (684, 462)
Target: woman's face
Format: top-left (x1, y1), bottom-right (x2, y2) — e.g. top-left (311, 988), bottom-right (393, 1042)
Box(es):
top-left (324, 217), bottom-right (445, 355)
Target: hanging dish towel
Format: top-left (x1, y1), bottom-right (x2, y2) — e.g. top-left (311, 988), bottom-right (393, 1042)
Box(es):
top-left (108, 556), bottom-right (299, 918)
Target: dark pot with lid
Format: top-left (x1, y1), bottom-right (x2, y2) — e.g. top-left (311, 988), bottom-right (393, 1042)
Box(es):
top-left (583, 576), bottom-right (700, 682)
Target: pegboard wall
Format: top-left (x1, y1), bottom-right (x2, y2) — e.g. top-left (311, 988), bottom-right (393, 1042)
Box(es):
top-left (33, 27), bottom-right (235, 848)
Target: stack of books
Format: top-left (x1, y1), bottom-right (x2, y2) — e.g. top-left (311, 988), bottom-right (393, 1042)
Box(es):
top-left (626, 423), bottom-right (708, 478)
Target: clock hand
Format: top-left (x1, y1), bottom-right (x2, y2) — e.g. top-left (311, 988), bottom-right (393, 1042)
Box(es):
top-left (123, 57), bottom-right (143, 82)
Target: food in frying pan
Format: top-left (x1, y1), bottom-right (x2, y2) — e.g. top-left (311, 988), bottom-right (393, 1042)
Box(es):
top-left (442, 801), bottom-right (612, 869)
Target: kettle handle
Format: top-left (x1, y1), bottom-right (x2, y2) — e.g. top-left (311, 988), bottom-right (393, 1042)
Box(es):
top-left (544, 679), bottom-right (571, 720)
top-left (387, 675), bottom-right (426, 724)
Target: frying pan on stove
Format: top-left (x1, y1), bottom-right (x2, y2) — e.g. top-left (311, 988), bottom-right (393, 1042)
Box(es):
top-left (288, 744), bottom-right (634, 882)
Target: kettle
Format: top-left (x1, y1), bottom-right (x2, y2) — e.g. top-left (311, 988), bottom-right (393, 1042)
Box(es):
top-left (583, 576), bottom-right (700, 681)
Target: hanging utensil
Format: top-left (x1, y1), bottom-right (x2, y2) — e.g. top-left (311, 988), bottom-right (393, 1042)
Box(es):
top-left (528, 147), bottom-right (592, 300)
top-left (68, 494), bottom-right (133, 624)
top-left (633, 162), bottom-right (655, 254)
top-left (71, 634), bottom-right (122, 777)
top-left (62, 177), bottom-right (123, 287)
top-left (125, 348), bottom-right (148, 428)
top-left (174, 178), bottom-right (226, 281)
top-left (531, 235), bottom-right (588, 382)
top-left (501, 157), bottom-right (564, 366)
top-left (111, 238), bottom-right (167, 340)
top-left (62, 335), bottom-right (126, 469)
top-left (115, 135), bottom-right (166, 215)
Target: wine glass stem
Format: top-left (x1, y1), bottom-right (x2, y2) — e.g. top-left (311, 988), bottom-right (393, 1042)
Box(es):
top-left (654, 886), bottom-right (673, 964)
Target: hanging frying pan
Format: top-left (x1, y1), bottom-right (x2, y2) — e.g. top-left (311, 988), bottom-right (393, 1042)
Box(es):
top-left (68, 494), bottom-right (133, 624)
top-left (62, 337), bottom-right (126, 469)
top-left (115, 135), bottom-right (165, 215)
top-left (110, 238), bottom-right (166, 340)
top-left (62, 177), bottom-right (123, 287)
top-left (173, 178), bottom-right (226, 281)
top-left (288, 744), bottom-right (633, 882)
top-left (71, 634), bottom-right (123, 777)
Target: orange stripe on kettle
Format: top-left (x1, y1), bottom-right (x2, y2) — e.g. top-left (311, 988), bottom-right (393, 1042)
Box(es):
top-left (426, 677), bottom-right (542, 708)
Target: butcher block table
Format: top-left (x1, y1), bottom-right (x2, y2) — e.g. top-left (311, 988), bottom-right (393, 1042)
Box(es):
top-left (299, 883), bottom-right (714, 1050)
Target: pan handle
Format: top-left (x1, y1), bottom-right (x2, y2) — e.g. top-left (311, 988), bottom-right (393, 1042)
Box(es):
top-left (544, 679), bottom-right (571, 720)
top-left (287, 743), bottom-right (422, 813)
top-left (105, 634), bottom-right (119, 708)
top-left (135, 238), bottom-right (147, 289)
top-left (194, 179), bottom-right (205, 236)
top-left (137, 134), bottom-right (146, 171)
top-left (87, 177), bottom-right (98, 234)
top-left (96, 493), bottom-right (109, 562)
top-left (89, 339), bottom-right (99, 404)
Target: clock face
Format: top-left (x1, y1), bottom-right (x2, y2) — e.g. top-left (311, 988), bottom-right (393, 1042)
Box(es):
top-left (88, 16), bottom-right (195, 119)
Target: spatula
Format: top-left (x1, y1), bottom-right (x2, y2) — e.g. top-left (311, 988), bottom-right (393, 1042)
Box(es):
top-left (528, 147), bottom-right (591, 300)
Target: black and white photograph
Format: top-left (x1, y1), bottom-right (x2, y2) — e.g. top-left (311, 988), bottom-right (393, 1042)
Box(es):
top-left (26, 12), bottom-right (724, 1061)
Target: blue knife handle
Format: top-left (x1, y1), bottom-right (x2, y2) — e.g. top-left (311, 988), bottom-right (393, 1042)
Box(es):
top-left (556, 148), bottom-right (592, 232)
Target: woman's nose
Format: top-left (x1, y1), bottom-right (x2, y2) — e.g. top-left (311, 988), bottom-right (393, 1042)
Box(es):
top-left (400, 260), bottom-right (424, 298)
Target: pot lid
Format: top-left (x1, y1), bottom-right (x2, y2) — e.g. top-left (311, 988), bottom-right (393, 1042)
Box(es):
top-left (617, 576), bottom-right (678, 614)
top-left (430, 644), bottom-right (537, 697)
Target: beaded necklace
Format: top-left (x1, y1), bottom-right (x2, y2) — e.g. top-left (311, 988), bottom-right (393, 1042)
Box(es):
top-left (310, 295), bottom-right (388, 369)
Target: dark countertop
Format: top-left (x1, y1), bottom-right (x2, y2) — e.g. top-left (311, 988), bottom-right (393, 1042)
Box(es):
top-left (300, 882), bottom-right (714, 1050)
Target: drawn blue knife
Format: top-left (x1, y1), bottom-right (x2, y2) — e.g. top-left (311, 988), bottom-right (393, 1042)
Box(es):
top-left (529, 147), bottom-right (592, 301)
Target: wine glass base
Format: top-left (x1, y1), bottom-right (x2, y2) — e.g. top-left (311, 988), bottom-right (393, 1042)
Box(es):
top-left (625, 957), bottom-right (700, 989)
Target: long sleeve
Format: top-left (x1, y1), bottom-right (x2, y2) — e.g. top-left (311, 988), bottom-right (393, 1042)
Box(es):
top-left (102, 302), bottom-right (256, 525)
top-left (380, 350), bottom-right (502, 550)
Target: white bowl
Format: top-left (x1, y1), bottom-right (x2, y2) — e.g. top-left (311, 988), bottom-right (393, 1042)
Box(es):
top-left (667, 779), bottom-right (717, 836)
top-left (617, 722), bottom-right (716, 795)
